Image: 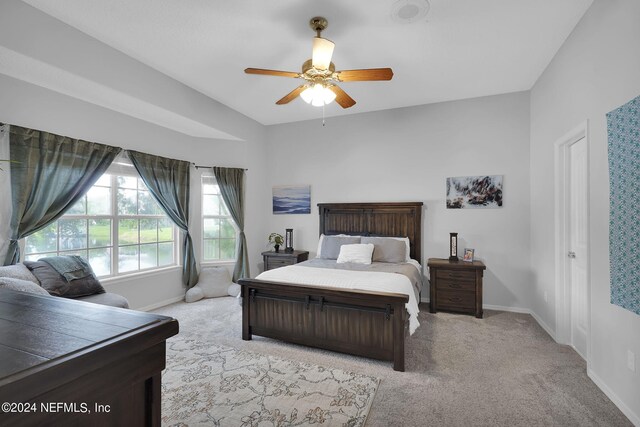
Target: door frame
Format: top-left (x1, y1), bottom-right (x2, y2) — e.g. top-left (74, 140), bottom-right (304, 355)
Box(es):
top-left (554, 120), bottom-right (591, 363)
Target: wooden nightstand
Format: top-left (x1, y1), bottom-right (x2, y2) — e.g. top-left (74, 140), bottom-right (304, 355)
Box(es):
top-left (262, 250), bottom-right (309, 271)
top-left (427, 258), bottom-right (486, 318)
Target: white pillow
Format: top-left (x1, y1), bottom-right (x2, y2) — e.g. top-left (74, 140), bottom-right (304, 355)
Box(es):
top-left (185, 286), bottom-right (204, 303)
top-left (198, 266), bottom-right (233, 298)
top-left (184, 266), bottom-right (233, 303)
top-left (336, 243), bottom-right (374, 265)
top-left (316, 234), bottom-right (324, 256)
top-left (227, 283), bottom-right (241, 297)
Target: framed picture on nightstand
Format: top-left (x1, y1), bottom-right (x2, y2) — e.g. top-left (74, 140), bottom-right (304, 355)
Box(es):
top-left (463, 248), bottom-right (475, 262)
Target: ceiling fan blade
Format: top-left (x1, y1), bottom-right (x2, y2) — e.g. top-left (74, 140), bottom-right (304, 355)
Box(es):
top-left (276, 85), bottom-right (307, 105)
top-left (335, 68), bottom-right (394, 82)
top-left (328, 85), bottom-right (356, 109)
top-left (244, 68), bottom-right (300, 78)
top-left (311, 37), bottom-right (335, 70)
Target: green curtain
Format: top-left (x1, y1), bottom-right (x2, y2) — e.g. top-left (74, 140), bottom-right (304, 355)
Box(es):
top-left (213, 167), bottom-right (249, 281)
top-left (4, 125), bottom-right (121, 265)
top-left (127, 150), bottom-right (198, 288)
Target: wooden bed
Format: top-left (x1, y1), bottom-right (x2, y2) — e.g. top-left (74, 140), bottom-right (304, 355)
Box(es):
top-left (238, 202), bottom-right (423, 371)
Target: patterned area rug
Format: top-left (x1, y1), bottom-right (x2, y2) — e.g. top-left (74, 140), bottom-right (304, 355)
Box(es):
top-left (161, 336), bottom-right (380, 426)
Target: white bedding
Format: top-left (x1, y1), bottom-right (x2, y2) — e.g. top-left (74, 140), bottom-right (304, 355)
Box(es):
top-left (256, 264), bottom-right (420, 335)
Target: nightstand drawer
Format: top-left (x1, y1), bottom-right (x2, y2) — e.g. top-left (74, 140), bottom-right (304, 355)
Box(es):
top-left (266, 258), bottom-right (295, 269)
top-left (436, 290), bottom-right (475, 311)
top-left (435, 269), bottom-right (475, 283)
top-left (435, 278), bottom-right (476, 292)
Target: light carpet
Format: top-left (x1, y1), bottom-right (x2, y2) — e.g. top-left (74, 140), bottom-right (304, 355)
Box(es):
top-left (161, 330), bottom-right (379, 426)
top-left (154, 298), bottom-right (632, 426)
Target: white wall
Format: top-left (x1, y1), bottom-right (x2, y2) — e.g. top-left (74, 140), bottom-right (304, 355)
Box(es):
top-left (265, 92), bottom-right (532, 309)
top-left (530, 0), bottom-right (640, 423)
top-left (0, 77), bottom-right (268, 310)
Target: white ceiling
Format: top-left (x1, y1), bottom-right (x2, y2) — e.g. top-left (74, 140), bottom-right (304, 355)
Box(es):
top-left (22, 0), bottom-right (593, 126)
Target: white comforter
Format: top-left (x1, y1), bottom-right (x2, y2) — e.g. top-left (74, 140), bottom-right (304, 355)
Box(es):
top-left (256, 265), bottom-right (420, 334)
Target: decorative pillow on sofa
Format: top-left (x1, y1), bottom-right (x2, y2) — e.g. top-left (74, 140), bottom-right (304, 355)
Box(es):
top-left (0, 277), bottom-right (50, 296)
top-left (0, 263), bottom-right (40, 284)
top-left (361, 237), bottom-right (408, 263)
top-left (318, 235), bottom-right (361, 259)
top-left (336, 243), bottom-right (375, 265)
top-left (24, 260), bottom-right (105, 298)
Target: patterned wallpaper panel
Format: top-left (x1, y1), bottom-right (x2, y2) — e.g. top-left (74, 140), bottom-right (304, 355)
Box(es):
top-left (607, 95), bottom-right (640, 316)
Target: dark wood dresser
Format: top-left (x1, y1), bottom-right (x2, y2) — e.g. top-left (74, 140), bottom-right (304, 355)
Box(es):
top-left (428, 258), bottom-right (486, 318)
top-left (0, 289), bottom-right (178, 426)
top-left (262, 250), bottom-right (309, 271)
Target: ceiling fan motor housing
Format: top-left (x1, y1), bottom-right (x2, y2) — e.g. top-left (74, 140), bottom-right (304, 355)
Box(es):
top-left (309, 17), bottom-right (328, 36)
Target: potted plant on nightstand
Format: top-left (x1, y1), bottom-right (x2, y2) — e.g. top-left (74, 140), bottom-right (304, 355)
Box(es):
top-left (268, 233), bottom-right (285, 253)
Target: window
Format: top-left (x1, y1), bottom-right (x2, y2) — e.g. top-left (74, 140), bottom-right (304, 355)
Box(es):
top-left (24, 164), bottom-right (177, 277)
top-left (202, 175), bottom-right (237, 261)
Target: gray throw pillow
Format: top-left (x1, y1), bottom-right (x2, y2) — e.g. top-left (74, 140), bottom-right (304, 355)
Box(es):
top-left (0, 263), bottom-right (40, 284)
top-left (319, 235), bottom-right (361, 259)
top-left (361, 237), bottom-right (407, 263)
top-left (24, 261), bottom-right (105, 298)
top-left (0, 277), bottom-right (50, 296)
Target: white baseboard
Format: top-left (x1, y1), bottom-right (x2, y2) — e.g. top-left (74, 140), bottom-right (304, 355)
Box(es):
top-left (136, 295), bottom-right (184, 312)
top-left (480, 304), bottom-right (557, 341)
top-left (482, 304), bottom-right (530, 314)
top-left (587, 368), bottom-right (640, 426)
top-left (527, 310), bottom-right (557, 341)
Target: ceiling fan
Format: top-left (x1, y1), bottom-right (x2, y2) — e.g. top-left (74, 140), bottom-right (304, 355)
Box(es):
top-left (245, 17), bottom-right (393, 109)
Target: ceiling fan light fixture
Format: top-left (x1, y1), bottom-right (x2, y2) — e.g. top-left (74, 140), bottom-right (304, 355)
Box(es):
top-left (300, 83), bottom-right (335, 106)
top-left (245, 16), bottom-right (391, 109)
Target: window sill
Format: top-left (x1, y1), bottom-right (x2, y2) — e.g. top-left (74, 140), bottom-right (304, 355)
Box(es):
top-left (201, 260), bottom-right (236, 267)
top-left (100, 265), bottom-right (181, 287)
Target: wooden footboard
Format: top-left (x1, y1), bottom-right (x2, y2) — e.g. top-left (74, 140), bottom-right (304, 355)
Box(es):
top-left (238, 278), bottom-right (409, 371)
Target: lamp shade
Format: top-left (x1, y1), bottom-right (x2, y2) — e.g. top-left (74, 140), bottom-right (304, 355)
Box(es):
top-left (323, 87), bottom-right (337, 104)
top-left (300, 87), bottom-right (314, 103)
top-left (311, 37), bottom-right (335, 71)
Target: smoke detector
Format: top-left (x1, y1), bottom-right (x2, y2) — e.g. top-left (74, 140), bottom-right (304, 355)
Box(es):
top-left (391, 0), bottom-right (430, 23)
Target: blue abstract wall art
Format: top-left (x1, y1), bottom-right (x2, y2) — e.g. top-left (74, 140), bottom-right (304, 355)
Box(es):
top-left (272, 185), bottom-right (311, 214)
top-left (607, 94), bottom-right (640, 316)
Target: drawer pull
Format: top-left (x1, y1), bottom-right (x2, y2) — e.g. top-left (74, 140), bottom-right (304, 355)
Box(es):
top-left (449, 284), bottom-right (462, 289)
top-left (449, 297), bottom-right (462, 302)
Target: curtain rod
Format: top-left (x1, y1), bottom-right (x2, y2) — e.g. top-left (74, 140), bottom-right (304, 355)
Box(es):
top-left (0, 125), bottom-right (247, 170)
top-left (194, 164), bottom-right (248, 171)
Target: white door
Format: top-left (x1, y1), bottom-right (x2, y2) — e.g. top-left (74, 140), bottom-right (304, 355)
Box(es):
top-left (568, 137), bottom-right (588, 358)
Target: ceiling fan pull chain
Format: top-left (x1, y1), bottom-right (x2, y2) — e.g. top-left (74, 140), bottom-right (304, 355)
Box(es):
top-left (322, 103), bottom-right (326, 126)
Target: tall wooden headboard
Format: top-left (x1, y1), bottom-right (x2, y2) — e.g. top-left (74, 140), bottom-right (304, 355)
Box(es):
top-left (318, 202), bottom-right (423, 262)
